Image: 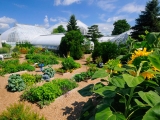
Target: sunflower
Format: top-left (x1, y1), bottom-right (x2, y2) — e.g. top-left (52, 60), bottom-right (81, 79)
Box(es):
top-left (128, 48), bottom-right (154, 79)
top-left (128, 48), bottom-right (152, 64)
top-left (129, 70), bottom-right (154, 80)
top-left (140, 71), bottom-right (155, 79)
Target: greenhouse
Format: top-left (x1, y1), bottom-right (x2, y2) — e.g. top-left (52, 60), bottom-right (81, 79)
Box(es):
top-left (31, 34), bottom-right (65, 50)
top-left (110, 30), bottom-right (132, 44)
top-left (1, 24), bottom-right (50, 46)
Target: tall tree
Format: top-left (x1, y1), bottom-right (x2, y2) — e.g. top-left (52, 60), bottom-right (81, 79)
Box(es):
top-left (67, 15), bottom-right (79, 32)
top-left (52, 25), bottom-right (66, 34)
top-left (59, 31), bottom-right (84, 59)
top-left (86, 25), bottom-right (103, 44)
top-left (112, 19), bottom-right (130, 35)
top-left (131, 0), bottom-right (160, 40)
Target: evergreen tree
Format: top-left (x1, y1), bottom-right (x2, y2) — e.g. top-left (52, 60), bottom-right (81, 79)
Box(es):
top-left (86, 25), bottom-right (103, 44)
top-left (59, 30), bottom-right (84, 59)
top-left (112, 19), bottom-right (130, 35)
top-left (67, 15), bottom-right (79, 32)
top-left (131, 0), bottom-right (160, 40)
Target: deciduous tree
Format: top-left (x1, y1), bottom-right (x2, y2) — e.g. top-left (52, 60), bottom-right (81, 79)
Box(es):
top-left (112, 19), bottom-right (130, 35)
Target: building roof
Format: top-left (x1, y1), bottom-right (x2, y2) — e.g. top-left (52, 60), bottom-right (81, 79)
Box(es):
top-left (31, 34), bottom-right (65, 50)
top-left (1, 24), bottom-right (50, 42)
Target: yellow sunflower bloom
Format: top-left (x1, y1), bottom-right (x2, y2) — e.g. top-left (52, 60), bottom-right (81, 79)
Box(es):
top-left (128, 48), bottom-right (153, 64)
top-left (140, 71), bottom-right (154, 80)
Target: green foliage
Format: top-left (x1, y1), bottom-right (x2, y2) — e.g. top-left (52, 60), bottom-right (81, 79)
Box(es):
top-left (0, 47), bottom-right (9, 54)
top-left (78, 48), bottom-right (160, 119)
top-left (86, 25), bottom-right (103, 44)
top-left (52, 25), bottom-right (66, 33)
top-left (25, 53), bottom-right (59, 65)
top-left (67, 14), bottom-right (79, 32)
top-left (0, 102), bottom-right (46, 120)
top-left (131, 0), bottom-right (160, 40)
top-left (59, 30), bottom-right (84, 59)
top-left (92, 42), bottom-right (120, 63)
top-left (16, 41), bottom-right (33, 48)
top-left (7, 74), bottom-right (26, 92)
top-left (2, 43), bottom-right (11, 49)
top-left (61, 57), bottom-right (81, 71)
top-left (21, 73), bottom-right (41, 86)
top-left (42, 66), bottom-right (55, 78)
top-left (21, 78), bottom-right (77, 108)
top-left (73, 70), bottom-right (96, 82)
top-left (0, 59), bottom-right (35, 75)
top-left (11, 52), bottom-right (20, 58)
top-left (112, 19), bottom-right (130, 35)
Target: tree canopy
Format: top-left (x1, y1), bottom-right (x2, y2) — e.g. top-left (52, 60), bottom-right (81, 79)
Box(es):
top-left (131, 0), bottom-right (160, 40)
top-left (67, 15), bottom-right (79, 32)
top-left (59, 30), bottom-right (84, 59)
top-left (86, 25), bottom-right (103, 44)
top-left (59, 15), bottom-right (84, 59)
top-left (52, 25), bottom-right (66, 34)
top-left (112, 19), bottom-right (130, 35)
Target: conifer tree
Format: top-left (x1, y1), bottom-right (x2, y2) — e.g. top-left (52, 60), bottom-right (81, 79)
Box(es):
top-left (67, 15), bottom-right (79, 32)
top-left (86, 25), bottom-right (103, 44)
top-left (131, 0), bottom-right (160, 40)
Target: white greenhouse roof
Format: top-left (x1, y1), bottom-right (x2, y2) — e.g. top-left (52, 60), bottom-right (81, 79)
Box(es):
top-left (31, 34), bottom-right (65, 50)
top-left (111, 30), bottom-right (132, 43)
top-left (98, 36), bottom-right (116, 43)
top-left (1, 24), bottom-right (50, 42)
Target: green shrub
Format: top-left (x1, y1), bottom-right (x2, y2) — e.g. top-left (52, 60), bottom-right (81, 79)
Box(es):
top-left (7, 74), bottom-right (26, 92)
top-left (42, 66), bottom-right (55, 78)
top-left (62, 57), bottom-right (81, 70)
top-left (11, 52), bottom-right (20, 58)
top-left (92, 41), bottom-right (120, 63)
top-left (21, 73), bottom-right (37, 86)
top-left (21, 78), bottom-right (77, 108)
top-left (0, 47), bottom-right (9, 54)
top-left (73, 70), bottom-right (96, 82)
top-left (0, 102), bottom-right (46, 120)
top-left (26, 53), bottom-right (59, 65)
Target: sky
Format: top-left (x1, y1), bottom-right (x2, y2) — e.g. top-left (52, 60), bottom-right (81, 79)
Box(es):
top-left (0, 0), bottom-right (154, 35)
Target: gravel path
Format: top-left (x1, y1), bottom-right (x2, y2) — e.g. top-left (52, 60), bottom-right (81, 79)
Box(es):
top-left (0, 54), bottom-right (101, 120)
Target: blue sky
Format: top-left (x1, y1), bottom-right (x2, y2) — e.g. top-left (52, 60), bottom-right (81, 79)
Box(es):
top-left (0, 0), bottom-right (153, 35)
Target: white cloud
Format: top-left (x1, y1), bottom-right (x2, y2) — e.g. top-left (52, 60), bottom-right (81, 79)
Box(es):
top-left (0, 23), bottom-right (10, 29)
top-left (118, 2), bottom-right (145, 13)
top-left (50, 17), bottom-right (67, 23)
top-left (107, 15), bottom-right (134, 23)
top-left (80, 14), bottom-right (89, 19)
top-left (44, 15), bottom-right (49, 28)
top-left (96, 23), bottom-right (114, 35)
top-left (88, 0), bottom-right (94, 5)
top-left (62, 10), bottom-right (72, 16)
top-left (0, 16), bottom-right (16, 24)
top-left (13, 3), bottom-right (26, 8)
top-left (54, 0), bottom-right (81, 6)
top-left (50, 18), bottom-right (57, 22)
top-left (99, 14), bottom-right (107, 22)
top-left (97, 0), bottom-right (117, 11)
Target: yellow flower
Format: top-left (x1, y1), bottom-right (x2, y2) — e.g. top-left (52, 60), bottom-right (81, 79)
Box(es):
top-left (140, 71), bottom-right (154, 80)
top-left (128, 48), bottom-right (153, 64)
top-left (152, 66), bottom-right (160, 72)
top-left (129, 71), bottom-right (154, 79)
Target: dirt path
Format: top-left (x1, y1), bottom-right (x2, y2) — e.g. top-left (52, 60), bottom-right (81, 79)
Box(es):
top-left (0, 54), bottom-right (101, 120)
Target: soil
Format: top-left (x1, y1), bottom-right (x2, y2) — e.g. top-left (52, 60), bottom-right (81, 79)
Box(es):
top-left (0, 54), bottom-right (102, 120)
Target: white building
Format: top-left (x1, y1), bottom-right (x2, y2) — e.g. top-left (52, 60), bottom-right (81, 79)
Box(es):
top-left (1, 21), bottom-right (132, 50)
